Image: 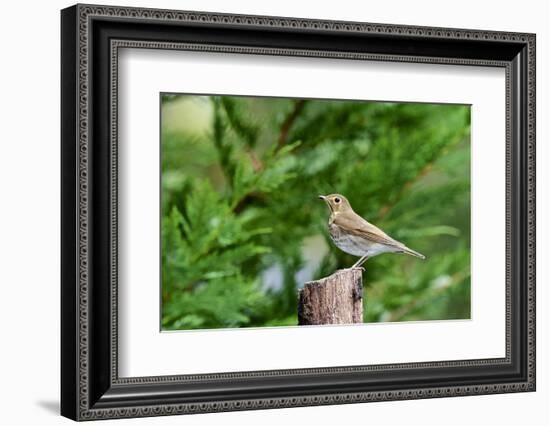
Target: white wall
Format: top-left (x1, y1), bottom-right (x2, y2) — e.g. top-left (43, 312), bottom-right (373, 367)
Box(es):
top-left (0, 0), bottom-right (546, 424)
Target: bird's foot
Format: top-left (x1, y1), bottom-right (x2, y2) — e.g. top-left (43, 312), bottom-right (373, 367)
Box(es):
top-left (352, 255), bottom-right (369, 269)
top-left (337, 266), bottom-right (365, 272)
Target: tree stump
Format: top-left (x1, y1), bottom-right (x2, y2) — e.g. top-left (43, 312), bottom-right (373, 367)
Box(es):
top-left (298, 268), bottom-right (363, 325)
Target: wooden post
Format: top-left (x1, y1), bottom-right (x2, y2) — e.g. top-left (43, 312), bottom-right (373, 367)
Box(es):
top-left (298, 268), bottom-right (363, 325)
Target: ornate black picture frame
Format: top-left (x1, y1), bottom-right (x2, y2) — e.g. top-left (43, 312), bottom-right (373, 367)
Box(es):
top-left (61, 3), bottom-right (536, 421)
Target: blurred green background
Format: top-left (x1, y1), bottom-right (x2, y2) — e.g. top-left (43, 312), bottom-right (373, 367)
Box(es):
top-left (160, 94), bottom-right (471, 331)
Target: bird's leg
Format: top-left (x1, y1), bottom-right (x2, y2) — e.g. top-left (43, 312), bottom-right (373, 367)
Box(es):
top-left (352, 255), bottom-right (369, 269)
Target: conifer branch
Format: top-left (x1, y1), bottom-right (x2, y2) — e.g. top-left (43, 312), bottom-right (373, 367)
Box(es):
top-left (277, 99), bottom-right (306, 150)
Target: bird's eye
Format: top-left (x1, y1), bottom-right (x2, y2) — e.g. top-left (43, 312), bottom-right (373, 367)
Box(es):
top-left (334, 197), bottom-right (341, 203)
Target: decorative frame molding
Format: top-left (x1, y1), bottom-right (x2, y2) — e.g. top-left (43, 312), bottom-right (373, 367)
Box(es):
top-left (61, 3), bottom-right (535, 421)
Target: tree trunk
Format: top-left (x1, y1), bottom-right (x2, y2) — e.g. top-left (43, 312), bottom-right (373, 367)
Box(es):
top-left (298, 268), bottom-right (363, 325)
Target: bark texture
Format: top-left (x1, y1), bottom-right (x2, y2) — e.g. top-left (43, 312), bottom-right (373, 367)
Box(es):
top-left (298, 268), bottom-right (363, 325)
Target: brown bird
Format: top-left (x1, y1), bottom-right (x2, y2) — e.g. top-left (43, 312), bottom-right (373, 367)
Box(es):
top-left (319, 194), bottom-right (426, 268)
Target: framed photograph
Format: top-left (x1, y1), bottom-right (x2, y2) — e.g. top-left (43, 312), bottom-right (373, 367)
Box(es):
top-left (61, 4), bottom-right (536, 421)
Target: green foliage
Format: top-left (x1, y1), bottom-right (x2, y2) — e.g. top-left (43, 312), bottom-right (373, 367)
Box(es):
top-left (161, 94), bottom-right (471, 330)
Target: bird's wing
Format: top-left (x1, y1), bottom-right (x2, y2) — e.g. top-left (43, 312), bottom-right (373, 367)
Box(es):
top-left (333, 211), bottom-right (404, 248)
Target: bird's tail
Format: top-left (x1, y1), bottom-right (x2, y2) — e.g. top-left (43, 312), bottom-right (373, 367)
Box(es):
top-left (400, 246), bottom-right (426, 260)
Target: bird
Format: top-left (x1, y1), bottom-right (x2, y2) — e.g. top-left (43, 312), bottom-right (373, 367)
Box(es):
top-left (319, 193), bottom-right (425, 268)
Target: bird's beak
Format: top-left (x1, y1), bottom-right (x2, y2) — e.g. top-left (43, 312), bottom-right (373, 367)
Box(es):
top-left (319, 195), bottom-right (332, 212)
